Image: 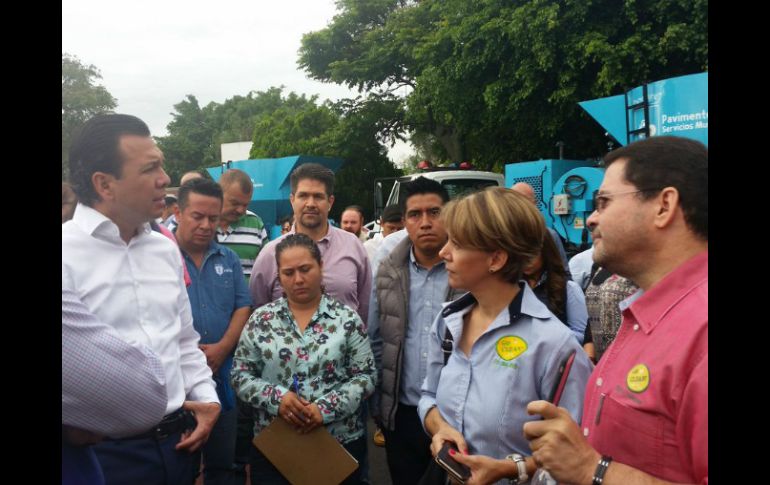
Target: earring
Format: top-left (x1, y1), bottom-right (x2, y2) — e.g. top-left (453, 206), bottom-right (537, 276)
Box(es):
top-left (489, 268), bottom-right (496, 273)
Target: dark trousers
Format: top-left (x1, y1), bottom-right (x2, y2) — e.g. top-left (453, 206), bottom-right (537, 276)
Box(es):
top-left (93, 430), bottom-right (196, 485)
top-left (382, 404), bottom-right (433, 485)
top-left (249, 435), bottom-right (368, 485)
top-left (62, 443), bottom-right (105, 485)
top-left (233, 398), bottom-right (254, 481)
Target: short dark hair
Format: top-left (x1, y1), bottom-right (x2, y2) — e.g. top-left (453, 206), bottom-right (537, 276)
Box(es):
top-left (605, 136), bottom-right (707, 240)
top-left (275, 233), bottom-right (322, 267)
top-left (178, 178), bottom-right (223, 210)
top-left (290, 163), bottom-right (335, 196)
top-left (381, 204), bottom-right (403, 223)
top-left (164, 195), bottom-right (178, 206)
top-left (219, 169), bottom-right (253, 194)
top-left (68, 114), bottom-right (151, 206)
top-left (402, 176), bottom-right (449, 210)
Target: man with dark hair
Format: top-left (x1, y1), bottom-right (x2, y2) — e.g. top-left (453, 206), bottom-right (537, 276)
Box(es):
top-left (341, 204), bottom-right (369, 242)
top-left (216, 169), bottom-right (268, 282)
top-left (62, 113), bottom-right (220, 485)
top-left (250, 162), bottom-right (371, 322)
top-left (174, 178), bottom-right (252, 485)
top-left (515, 136), bottom-right (708, 485)
top-left (368, 176), bottom-right (462, 484)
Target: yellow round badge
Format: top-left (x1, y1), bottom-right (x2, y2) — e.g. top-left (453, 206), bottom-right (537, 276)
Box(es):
top-left (626, 364), bottom-right (650, 393)
top-left (496, 336), bottom-right (527, 361)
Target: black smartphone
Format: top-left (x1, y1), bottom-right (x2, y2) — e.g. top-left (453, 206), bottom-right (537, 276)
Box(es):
top-left (548, 349), bottom-right (577, 406)
top-left (435, 442), bottom-right (471, 483)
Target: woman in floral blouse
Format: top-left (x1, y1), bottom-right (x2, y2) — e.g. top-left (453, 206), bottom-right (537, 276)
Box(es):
top-left (231, 233), bottom-right (376, 485)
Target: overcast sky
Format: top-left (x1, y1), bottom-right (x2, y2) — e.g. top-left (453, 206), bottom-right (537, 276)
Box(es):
top-left (62, 0), bottom-right (412, 164)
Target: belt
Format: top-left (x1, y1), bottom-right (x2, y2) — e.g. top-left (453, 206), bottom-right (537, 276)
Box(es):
top-left (119, 408), bottom-right (196, 441)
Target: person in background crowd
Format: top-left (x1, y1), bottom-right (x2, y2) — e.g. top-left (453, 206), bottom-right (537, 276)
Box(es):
top-left (62, 181), bottom-right (78, 223)
top-left (363, 204), bottom-right (404, 264)
top-left (341, 204), bottom-right (369, 242)
top-left (216, 169), bottom-right (269, 283)
top-left (174, 178), bottom-right (253, 484)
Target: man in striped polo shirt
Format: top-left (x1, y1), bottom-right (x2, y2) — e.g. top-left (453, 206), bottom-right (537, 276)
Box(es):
top-left (216, 169), bottom-right (268, 282)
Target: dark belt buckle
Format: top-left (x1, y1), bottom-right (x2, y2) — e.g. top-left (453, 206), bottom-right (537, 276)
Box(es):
top-left (154, 424), bottom-right (171, 441)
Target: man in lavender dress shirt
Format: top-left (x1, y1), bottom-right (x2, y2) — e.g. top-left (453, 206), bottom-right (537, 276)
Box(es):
top-left (249, 163), bottom-right (371, 320)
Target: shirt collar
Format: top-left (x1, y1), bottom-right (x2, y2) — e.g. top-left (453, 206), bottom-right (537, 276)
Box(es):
top-left (441, 281), bottom-right (552, 323)
top-left (72, 203), bottom-right (152, 241)
top-left (625, 251), bottom-right (708, 333)
top-left (276, 293), bottom-right (335, 327)
top-left (409, 246), bottom-right (445, 271)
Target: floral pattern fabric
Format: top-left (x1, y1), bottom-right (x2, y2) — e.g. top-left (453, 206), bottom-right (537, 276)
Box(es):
top-left (231, 293), bottom-right (376, 443)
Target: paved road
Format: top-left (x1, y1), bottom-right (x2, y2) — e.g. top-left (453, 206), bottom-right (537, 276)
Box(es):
top-left (366, 416), bottom-right (392, 485)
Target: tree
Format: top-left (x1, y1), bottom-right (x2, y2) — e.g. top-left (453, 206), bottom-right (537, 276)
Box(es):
top-left (156, 88), bottom-right (290, 184)
top-left (62, 53), bottom-right (117, 179)
top-left (250, 90), bottom-right (402, 221)
top-left (299, 0), bottom-right (708, 170)
top-left (157, 87), bottom-right (401, 221)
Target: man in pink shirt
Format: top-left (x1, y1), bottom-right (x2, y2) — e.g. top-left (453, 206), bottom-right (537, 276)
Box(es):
top-left (516, 137), bottom-right (708, 485)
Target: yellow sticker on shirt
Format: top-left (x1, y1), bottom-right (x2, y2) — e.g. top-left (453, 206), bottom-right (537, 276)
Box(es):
top-left (626, 364), bottom-right (650, 393)
top-left (496, 336), bottom-right (527, 361)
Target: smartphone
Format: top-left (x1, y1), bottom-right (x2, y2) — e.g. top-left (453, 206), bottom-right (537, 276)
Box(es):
top-left (547, 349), bottom-right (577, 406)
top-left (435, 442), bottom-right (471, 483)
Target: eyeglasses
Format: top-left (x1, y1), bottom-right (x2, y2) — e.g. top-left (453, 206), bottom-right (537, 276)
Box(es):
top-left (405, 207), bottom-right (441, 222)
top-left (593, 188), bottom-right (660, 213)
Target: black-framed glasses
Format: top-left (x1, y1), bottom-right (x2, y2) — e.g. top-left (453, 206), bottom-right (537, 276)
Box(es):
top-left (593, 188), bottom-right (661, 213)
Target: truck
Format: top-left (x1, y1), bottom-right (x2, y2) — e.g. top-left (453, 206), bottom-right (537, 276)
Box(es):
top-left (369, 164), bottom-right (504, 234)
top-left (504, 71), bottom-right (708, 255)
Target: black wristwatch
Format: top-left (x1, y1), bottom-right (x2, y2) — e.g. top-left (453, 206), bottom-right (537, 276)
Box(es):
top-left (505, 453), bottom-right (528, 485)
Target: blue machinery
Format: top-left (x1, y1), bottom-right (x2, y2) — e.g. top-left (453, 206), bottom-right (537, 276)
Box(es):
top-left (206, 155), bottom-right (344, 239)
top-left (505, 72), bottom-right (708, 248)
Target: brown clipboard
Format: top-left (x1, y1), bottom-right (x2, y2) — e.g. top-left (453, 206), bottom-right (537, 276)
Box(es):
top-left (252, 417), bottom-right (359, 485)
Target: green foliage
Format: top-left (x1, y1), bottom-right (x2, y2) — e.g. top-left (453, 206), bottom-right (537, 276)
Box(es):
top-left (61, 53), bottom-right (117, 179)
top-left (156, 88), bottom-right (288, 184)
top-left (157, 87), bottom-right (401, 222)
top-left (249, 91), bottom-right (402, 221)
top-left (299, 0), bottom-right (708, 169)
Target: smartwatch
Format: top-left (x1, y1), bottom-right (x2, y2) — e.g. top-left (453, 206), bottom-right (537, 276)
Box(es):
top-left (505, 453), bottom-right (528, 485)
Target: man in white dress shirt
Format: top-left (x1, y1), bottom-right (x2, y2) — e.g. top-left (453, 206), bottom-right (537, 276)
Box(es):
top-left (62, 113), bottom-right (220, 485)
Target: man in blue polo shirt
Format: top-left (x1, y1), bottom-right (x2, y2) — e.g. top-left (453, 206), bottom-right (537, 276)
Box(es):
top-left (174, 178), bottom-right (253, 484)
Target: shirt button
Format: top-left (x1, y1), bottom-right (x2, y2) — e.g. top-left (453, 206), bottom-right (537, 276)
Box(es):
top-left (583, 427), bottom-right (589, 437)
top-left (422, 352), bottom-right (427, 358)
top-left (633, 324), bottom-right (639, 331)
top-left (596, 378), bottom-right (603, 387)
top-left (424, 326), bottom-right (429, 331)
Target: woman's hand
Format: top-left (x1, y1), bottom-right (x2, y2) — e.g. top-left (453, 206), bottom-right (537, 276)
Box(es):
top-left (278, 392), bottom-right (313, 429)
top-left (451, 453), bottom-right (515, 485)
top-left (430, 422), bottom-right (468, 457)
top-left (298, 403), bottom-right (324, 433)
top-left (424, 406), bottom-right (468, 456)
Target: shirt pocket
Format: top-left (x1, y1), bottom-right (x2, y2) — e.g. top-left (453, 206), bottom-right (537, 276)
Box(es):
top-left (592, 393), bottom-right (663, 474)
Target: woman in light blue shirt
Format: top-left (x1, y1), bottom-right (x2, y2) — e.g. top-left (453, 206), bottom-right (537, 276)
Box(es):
top-left (418, 187), bottom-right (593, 485)
top-left (231, 233), bottom-right (376, 485)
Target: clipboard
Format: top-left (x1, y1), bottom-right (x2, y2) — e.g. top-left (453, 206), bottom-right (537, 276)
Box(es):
top-left (252, 416), bottom-right (359, 485)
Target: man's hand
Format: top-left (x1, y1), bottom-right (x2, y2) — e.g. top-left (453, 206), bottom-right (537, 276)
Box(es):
top-left (199, 343), bottom-right (228, 373)
top-left (175, 401), bottom-right (221, 453)
top-left (523, 400), bottom-right (599, 484)
top-left (451, 453), bottom-right (513, 485)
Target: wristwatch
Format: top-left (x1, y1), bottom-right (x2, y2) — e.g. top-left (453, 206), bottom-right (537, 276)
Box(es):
top-left (505, 453), bottom-right (528, 485)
